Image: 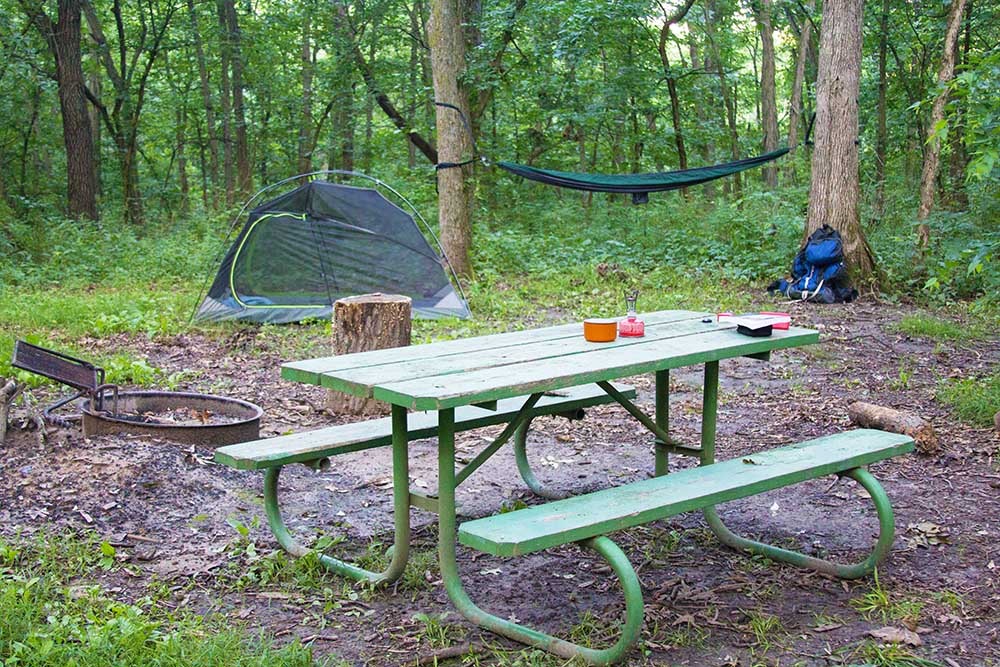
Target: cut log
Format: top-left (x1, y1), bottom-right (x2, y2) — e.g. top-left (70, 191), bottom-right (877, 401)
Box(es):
top-left (848, 402), bottom-right (937, 455)
top-left (1, 379), bottom-right (23, 445)
top-left (328, 293), bottom-right (412, 416)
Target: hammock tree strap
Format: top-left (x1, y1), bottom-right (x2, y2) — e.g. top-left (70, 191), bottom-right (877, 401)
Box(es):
top-left (497, 146), bottom-right (791, 196)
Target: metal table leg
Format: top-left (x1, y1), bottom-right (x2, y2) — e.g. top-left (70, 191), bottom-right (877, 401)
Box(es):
top-left (437, 407), bottom-right (644, 665)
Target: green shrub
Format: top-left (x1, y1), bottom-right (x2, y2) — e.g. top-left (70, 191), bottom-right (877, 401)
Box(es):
top-left (937, 372), bottom-right (1000, 427)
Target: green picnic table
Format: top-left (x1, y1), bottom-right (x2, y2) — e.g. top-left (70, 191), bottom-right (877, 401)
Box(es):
top-left (216, 310), bottom-right (913, 665)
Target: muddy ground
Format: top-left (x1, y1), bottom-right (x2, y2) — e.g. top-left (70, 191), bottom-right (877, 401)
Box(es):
top-left (1, 301), bottom-right (998, 666)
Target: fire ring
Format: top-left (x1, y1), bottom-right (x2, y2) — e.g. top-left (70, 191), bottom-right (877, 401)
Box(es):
top-left (81, 391), bottom-right (263, 447)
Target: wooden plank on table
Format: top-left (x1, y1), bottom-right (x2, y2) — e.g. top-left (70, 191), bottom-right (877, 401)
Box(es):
top-left (281, 310), bottom-right (707, 386)
top-left (374, 326), bottom-right (819, 410)
top-left (458, 429), bottom-right (915, 557)
top-left (321, 317), bottom-right (733, 398)
top-left (214, 383), bottom-right (635, 470)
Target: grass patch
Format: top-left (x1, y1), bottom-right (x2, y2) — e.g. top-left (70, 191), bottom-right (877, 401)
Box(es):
top-left (851, 570), bottom-right (925, 626)
top-left (0, 532), bottom-right (340, 666)
top-left (847, 640), bottom-right (944, 667)
top-left (937, 371), bottom-right (1000, 427)
top-left (745, 610), bottom-right (784, 648)
top-left (893, 313), bottom-right (988, 342)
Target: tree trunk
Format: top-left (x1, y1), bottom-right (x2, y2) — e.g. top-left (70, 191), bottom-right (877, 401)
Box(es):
top-left (18, 86), bottom-right (40, 197)
top-left (407, 2), bottom-right (420, 169)
top-left (756, 0), bottom-right (778, 188)
top-left (916, 0), bottom-right (967, 249)
top-left (335, 3), bottom-right (437, 164)
top-left (89, 70), bottom-right (102, 196)
top-left (428, 0), bottom-right (473, 277)
top-left (54, 0), bottom-right (99, 219)
top-left (665, 75), bottom-right (686, 182)
top-left (176, 105), bottom-right (189, 216)
top-left (20, 0), bottom-right (99, 220)
top-left (362, 13), bottom-right (379, 172)
top-left (222, 0), bottom-right (251, 198)
top-left (705, 0), bottom-right (741, 199)
top-left (875, 0), bottom-right (889, 216)
top-left (785, 0), bottom-right (813, 185)
top-left (693, 36), bottom-right (715, 200)
top-left (341, 83), bottom-right (356, 172)
top-left (217, 0), bottom-right (234, 204)
top-left (657, 0), bottom-right (695, 197)
top-left (298, 12), bottom-right (314, 178)
top-left (328, 294), bottom-right (411, 416)
top-left (187, 0), bottom-right (218, 205)
top-left (946, 0), bottom-right (972, 207)
top-left (805, 0), bottom-right (875, 284)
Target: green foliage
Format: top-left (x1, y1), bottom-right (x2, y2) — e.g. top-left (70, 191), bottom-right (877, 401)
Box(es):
top-left (937, 372), bottom-right (1000, 427)
top-left (848, 641), bottom-right (944, 667)
top-left (0, 533), bottom-right (332, 667)
top-left (851, 569), bottom-right (925, 626)
top-left (893, 313), bottom-right (986, 341)
top-left (410, 612), bottom-right (463, 649)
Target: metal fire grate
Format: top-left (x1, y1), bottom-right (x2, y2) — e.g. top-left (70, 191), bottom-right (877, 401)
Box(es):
top-left (11, 340), bottom-right (119, 422)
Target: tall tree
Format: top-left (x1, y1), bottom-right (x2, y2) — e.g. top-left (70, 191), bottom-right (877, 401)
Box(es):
top-left (703, 0), bottom-right (741, 198)
top-left (220, 0), bottom-right (250, 198)
top-left (428, 0), bottom-right (472, 277)
top-left (916, 0), bottom-right (969, 249)
top-left (755, 0), bottom-right (778, 188)
top-left (216, 0), bottom-right (234, 203)
top-left (785, 0), bottom-right (814, 185)
top-left (656, 0), bottom-right (697, 196)
top-left (298, 9), bottom-right (314, 177)
top-left (805, 0), bottom-right (875, 283)
top-left (874, 0), bottom-right (889, 215)
top-left (19, 0), bottom-right (99, 220)
top-left (83, 0), bottom-right (176, 225)
top-left (335, 3), bottom-right (437, 164)
top-left (186, 0), bottom-right (219, 205)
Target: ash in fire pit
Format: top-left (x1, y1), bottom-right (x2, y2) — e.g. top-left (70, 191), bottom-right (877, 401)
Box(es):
top-left (114, 406), bottom-right (244, 427)
top-left (82, 391), bottom-right (263, 447)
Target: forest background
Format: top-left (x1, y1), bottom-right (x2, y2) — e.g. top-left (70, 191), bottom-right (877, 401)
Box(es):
top-left (0, 2), bottom-right (999, 665)
top-left (0, 0), bottom-right (997, 339)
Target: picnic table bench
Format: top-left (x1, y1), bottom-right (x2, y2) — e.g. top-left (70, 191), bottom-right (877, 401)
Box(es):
top-left (216, 310), bottom-right (914, 665)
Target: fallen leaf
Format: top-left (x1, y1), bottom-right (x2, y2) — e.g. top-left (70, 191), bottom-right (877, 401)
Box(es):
top-left (672, 613), bottom-right (696, 626)
top-left (868, 626), bottom-right (922, 646)
top-left (813, 623), bottom-right (843, 633)
top-left (906, 521), bottom-right (950, 548)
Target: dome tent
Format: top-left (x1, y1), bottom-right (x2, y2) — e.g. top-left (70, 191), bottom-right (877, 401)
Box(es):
top-left (194, 175), bottom-right (470, 324)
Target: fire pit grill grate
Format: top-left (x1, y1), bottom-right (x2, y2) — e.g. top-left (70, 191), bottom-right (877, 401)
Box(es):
top-left (10, 340), bottom-right (262, 446)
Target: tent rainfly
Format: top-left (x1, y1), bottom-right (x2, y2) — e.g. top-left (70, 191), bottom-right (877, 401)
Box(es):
top-left (194, 180), bottom-right (470, 324)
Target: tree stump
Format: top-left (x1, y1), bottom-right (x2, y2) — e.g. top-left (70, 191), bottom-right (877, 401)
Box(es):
top-left (847, 401), bottom-right (938, 455)
top-left (328, 294), bottom-right (412, 416)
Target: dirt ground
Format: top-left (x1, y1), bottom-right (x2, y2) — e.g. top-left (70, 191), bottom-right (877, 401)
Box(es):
top-left (1, 301), bottom-right (998, 666)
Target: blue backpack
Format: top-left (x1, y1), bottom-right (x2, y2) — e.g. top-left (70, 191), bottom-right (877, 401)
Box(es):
top-left (769, 225), bottom-right (857, 303)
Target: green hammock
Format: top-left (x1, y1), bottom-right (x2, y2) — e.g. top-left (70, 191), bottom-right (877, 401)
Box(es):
top-left (497, 146), bottom-right (790, 203)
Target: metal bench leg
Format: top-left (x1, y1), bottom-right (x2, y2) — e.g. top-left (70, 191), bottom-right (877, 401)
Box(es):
top-left (513, 418), bottom-right (569, 500)
top-left (702, 467), bottom-right (896, 580)
top-left (262, 406), bottom-right (412, 585)
top-left (439, 408), bottom-right (643, 665)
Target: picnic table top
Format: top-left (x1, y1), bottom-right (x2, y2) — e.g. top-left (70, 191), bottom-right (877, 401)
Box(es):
top-left (282, 310), bottom-right (819, 411)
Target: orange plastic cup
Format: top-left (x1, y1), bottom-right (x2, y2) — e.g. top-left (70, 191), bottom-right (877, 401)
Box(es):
top-left (583, 318), bottom-right (618, 342)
